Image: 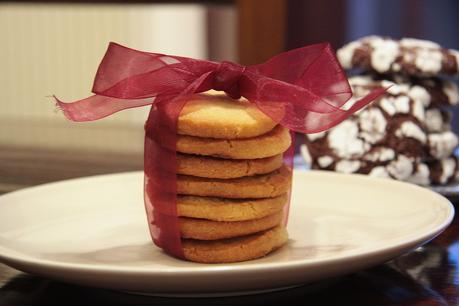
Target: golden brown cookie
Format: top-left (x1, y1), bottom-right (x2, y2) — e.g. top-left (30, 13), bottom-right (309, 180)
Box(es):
top-left (177, 153), bottom-right (283, 179)
top-left (177, 194), bottom-right (288, 221)
top-left (178, 91), bottom-right (276, 139)
top-left (177, 165), bottom-right (292, 198)
top-left (182, 226), bottom-right (288, 263)
top-left (176, 125), bottom-right (291, 159)
top-left (180, 211), bottom-right (283, 240)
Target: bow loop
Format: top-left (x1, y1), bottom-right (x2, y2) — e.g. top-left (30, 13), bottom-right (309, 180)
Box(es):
top-left (55, 42), bottom-right (386, 134)
top-left (213, 61), bottom-right (246, 99)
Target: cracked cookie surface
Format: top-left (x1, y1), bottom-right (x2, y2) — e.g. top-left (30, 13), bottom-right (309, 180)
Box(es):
top-left (182, 226), bottom-right (288, 263)
top-left (177, 165), bottom-right (292, 198)
top-left (176, 125), bottom-right (291, 159)
top-left (176, 153), bottom-right (283, 179)
top-left (177, 193), bottom-right (288, 221)
top-left (179, 211), bottom-right (283, 240)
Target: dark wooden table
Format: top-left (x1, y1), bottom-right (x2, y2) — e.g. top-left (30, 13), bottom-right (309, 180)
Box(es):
top-left (1, 147), bottom-right (458, 306)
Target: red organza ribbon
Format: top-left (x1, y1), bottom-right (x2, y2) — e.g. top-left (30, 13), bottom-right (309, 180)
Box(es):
top-left (56, 42), bottom-right (385, 259)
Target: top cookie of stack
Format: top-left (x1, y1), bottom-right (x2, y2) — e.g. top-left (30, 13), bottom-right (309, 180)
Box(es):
top-left (301, 36), bottom-right (459, 186)
top-left (173, 91), bottom-right (291, 263)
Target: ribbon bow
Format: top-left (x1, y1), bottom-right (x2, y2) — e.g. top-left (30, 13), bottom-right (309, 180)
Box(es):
top-left (56, 42), bottom-right (384, 132)
top-left (55, 42), bottom-right (385, 259)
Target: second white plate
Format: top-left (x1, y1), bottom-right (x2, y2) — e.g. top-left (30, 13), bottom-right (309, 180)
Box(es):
top-left (0, 171), bottom-right (454, 295)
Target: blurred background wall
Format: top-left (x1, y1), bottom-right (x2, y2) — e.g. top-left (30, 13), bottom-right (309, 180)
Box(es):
top-left (0, 2), bottom-right (235, 155)
top-left (1, 0), bottom-right (457, 157)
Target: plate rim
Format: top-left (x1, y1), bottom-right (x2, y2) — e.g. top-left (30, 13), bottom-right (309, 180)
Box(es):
top-left (0, 170), bottom-right (454, 276)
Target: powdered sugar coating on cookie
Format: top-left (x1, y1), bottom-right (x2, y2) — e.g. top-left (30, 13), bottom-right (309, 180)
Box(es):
top-left (379, 97), bottom-right (397, 116)
top-left (414, 49), bottom-right (443, 74)
top-left (363, 147), bottom-right (395, 162)
top-left (337, 36), bottom-right (459, 77)
top-left (428, 131), bottom-right (458, 159)
top-left (335, 160), bottom-right (361, 173)
top-left (408, 85), bottom-right (431, 107)
top-left (306, 42), bottom-right (459, 186)
top-left (302, 78), bottom-right (435, 173)
top-left (406, 163), bottom-right (430, 186)
top-left (349, 75), bottom-right (458, 108)
top-left (318, 155), bottom-right (334, 168)
top-left (400, 38), bottom-right (440, 49)
top-left (443, 82), bottom-right (459, 105)
top-left (358, 108), bottom-right (387, 144)
top-left (306, 131), bottom-right (326, 141)
top-left (395, 121), bottom-right (427, 144)
top-left (425, 109), bottom-right (450, 132)
top-left (369, 37), bottom-right (400, 73)
top-left (337, 41), bottom-right (361, 68)
top-left (387, 155), bottom-right (414, 180)
top-left (328, 120), bottom-right (368, 158)
top-left (439, 158), bottom-right (456, 184)
top-left (369, 166), bottom-right (390, 178)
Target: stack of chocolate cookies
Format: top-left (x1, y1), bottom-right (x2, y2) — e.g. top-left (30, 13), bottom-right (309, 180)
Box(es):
top-left (174, 91), bottom-right (291, 263)
top-left (301, 36), bottom-right (459, 186)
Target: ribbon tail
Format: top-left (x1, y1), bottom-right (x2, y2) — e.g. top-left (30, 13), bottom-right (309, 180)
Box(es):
top-left (54, 95), bottom-right (154, 122)
top-left (143, 71), bottom-right (214, 259)
top-left (302, 87), bottom-right (387, 133)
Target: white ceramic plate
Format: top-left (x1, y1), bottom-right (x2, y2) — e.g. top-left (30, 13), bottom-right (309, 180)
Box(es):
top-left (431, 181), bottom-right (459, 200)
top-left (0, 171), bottom-right (454, 296)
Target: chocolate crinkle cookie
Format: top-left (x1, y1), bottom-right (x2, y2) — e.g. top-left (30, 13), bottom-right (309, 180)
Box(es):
top-left (338, 36), bottom-right (459, 77)
top-left (302, 45), bottom-right (459, 187)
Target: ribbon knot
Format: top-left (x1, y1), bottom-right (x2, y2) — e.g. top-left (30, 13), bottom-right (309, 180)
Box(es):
top-left (212, 61), bottom-right (245, 99)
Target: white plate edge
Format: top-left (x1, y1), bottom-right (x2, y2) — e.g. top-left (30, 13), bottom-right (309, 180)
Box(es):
top-left (0, 170), bottom-right (454, 276)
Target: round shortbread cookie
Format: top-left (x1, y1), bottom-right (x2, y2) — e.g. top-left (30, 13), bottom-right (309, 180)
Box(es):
top-left (182, 226), bottom-right (288, 263)
top-left (177, 194), bottom-right (288, 221)
top-left (176, 125), bottom-right (291, 159)
top-left (178, 91), bottom-right (276, 139)
top-left (179, 211), bottom-right (283, 240)
top-left (338, 36), bottom-right (459, 77)
top-left (177, 153), bottom-right (283, 179)
top-left (177, 165), bottom-right (291, 198)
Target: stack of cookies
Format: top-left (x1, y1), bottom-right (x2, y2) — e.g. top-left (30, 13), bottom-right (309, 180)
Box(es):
top-left (173, 91), bottom-right (291, 263)
top-left (301, 36), bottom-right (459, 186)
